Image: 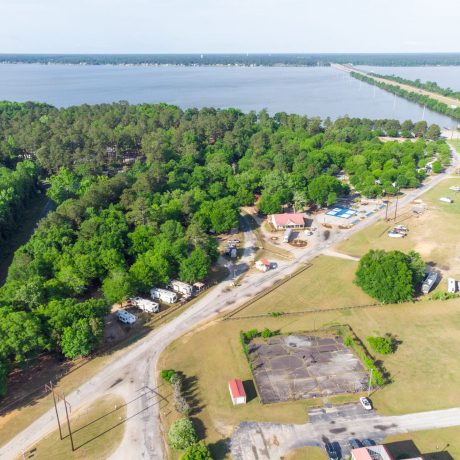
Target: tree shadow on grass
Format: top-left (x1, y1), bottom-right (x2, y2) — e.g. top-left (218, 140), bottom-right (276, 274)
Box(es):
top-left (208, 438), bottom-right (231, 460)
top-left (182, 374), bottom-right (205, 415)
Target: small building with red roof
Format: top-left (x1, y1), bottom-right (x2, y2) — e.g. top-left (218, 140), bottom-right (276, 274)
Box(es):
top-left (351, 445), bottom-right (423, 460)
top-left (228, 379), bottom-right (247, 405)
top-left (270, 213), bottom-right (305, 230)
top-left (255, 258), bottom-right (271, 272)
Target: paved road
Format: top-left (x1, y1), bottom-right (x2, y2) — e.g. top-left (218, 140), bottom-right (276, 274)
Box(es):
top-left (231, 403), bottom-right (460, 459)
top-left (2, 142), bottom-right (459, 459)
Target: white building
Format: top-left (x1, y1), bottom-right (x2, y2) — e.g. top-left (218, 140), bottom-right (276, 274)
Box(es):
top-left (228, 379), bottom-right (247, 405)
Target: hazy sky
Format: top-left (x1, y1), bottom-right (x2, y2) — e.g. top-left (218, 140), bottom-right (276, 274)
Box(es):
top-left (1, 0), bottom-right (459, 54)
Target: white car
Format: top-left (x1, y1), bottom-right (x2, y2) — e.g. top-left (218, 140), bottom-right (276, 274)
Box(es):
top-left (360, 396), bottom-right (373, 410)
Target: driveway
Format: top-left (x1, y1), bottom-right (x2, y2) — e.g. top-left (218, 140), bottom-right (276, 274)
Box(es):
top-left (231, 403), bottom-right (460, 459)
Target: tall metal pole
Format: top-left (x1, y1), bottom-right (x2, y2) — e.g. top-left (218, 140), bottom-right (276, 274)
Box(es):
top-left (63, 396), bottom-right (75, 452)
top-left (384, 194), bottom-right (389, 220)
top-left (368, 368), bottom-right (373, 396)
top-left (45, 381), bottom-right (63, 440)
top-left (394, 191), bottom-right (399, 221)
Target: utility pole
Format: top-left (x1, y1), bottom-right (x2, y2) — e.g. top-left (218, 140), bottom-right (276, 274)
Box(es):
top-left (394, 190), bottom-right (399, 221)
top-left (368, 368), bottom-right (373, 396)
top-left (384, 193), bottom-right (389, 221)
top-left (45, 381), bottom-right (63, 440)
top-left (62, 395), bottom-right (75, 452)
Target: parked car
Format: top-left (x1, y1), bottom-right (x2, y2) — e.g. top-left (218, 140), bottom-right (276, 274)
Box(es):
top-left (360, 396), bottom-right (373, 410)
top-left (349, 439), bottom-right (362, 450)
top-left (362, 438), bottom-right (376, 447)
top-left (325, 442), bottom-right (341, 460)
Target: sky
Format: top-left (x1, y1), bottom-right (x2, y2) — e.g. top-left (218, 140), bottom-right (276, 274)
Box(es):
top-left (1, 0), bottom-right (459, 54)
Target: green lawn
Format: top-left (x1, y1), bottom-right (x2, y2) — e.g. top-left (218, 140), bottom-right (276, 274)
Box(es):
top-left (237, 255), bottom-right (374, 316)
top-left (283, 446), bottom-right (328, 460)
top-left (160, 297), bottom-right (460, 452)
top-left (20, 394), bottom-right (126, 460)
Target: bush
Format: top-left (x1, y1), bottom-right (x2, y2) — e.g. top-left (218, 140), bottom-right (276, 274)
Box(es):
top-left (269, 311), bottom-right (284, 317)
top-left (431, 160), bottom-right (442, 174)
top-left (168, 417), bottom-right (198, 450)
top-left (355, 249), bottom-right (425, 303)
top-left (367, 335), bottom-right (395, 355)
top-left (181, 441), bottom-right (213, 460)
top-left (261, 328), bottom-right (277, 338)
top-left (161, 369), bottom-right (177, 382)
top-left (431, 291), bottom-right (458, 301)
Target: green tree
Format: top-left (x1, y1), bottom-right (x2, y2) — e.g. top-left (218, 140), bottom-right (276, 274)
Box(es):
top-left (426, 124), bottom-right (441, 140)
top-left (102, 269), bottom-right (135, 304)
top-left (431, 160), bottom-right (442, 174)
top-left (181, 441), bottom-right (212, 460)
top-left (413, 121), bottom-right (428, 138)
top-left (367, 335), bottom-right (395, 355)
top-left (257, 192), bottom-right (282, 215)
top-left (308, 175), bottom-right (344, 207)
top-left (168, 417), bottom-right (198, 450)
top-left (47, 167), bottom-right (81, 204)
top-left (355, 250), bottom-right (423, 303)
top-left (60, 317), bottom-right (103, 358)
top-left (0, 361), bottom-right (7, 397)
top-left (179, 249), bottom-right (211, 283)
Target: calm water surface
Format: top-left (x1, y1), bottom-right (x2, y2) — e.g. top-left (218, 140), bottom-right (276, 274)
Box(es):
top-left (358, 65), bottom-right (460, 90)
top-left (0, 64), bottom-right (456, 126)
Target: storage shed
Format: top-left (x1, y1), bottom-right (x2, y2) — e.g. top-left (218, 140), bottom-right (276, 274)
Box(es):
top-left (228, 379), bottom-right (247, 405)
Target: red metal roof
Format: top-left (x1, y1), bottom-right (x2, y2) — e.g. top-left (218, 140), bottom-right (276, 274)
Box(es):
top-left (351, 448), bottom-right (373, 460)
top-left (260, 258), bottom-right (270, 266)
top-left (228, 379), bottom-right (246, 399)
top-left (271, 213), bottom-right (304, 226)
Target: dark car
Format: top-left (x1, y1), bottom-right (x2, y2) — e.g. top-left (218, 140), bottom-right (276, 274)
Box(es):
top-left (349, 438), bottom-right (363, 450)
top-left (325, 442), bottom-right (341, 460)
top-left (362, 438), bottom-right (376, 447)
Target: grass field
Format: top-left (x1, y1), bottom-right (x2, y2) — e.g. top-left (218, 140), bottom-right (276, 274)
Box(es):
top-left (337, 178), bottom-right (460, 281)
top-left (236, 255), bottom-right (374, 316)
top-left (385, 427), bottom-right (460, 460)
top-left (160, 297), bottom-right (460, 453)
top-left (283, 446), bottom-right (328, 460)
top-left (448, 139), bottom-right (460, 153)
top-left (20, 394), bottom-right (126, 460)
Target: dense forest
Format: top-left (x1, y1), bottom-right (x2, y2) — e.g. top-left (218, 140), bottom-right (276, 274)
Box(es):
top-left (0, 101), bottom-right (449, 397)
top-left (2, 53), bottom-right (460, 66)
top-left (351, 72), bottom-right (460, 122)
top-left (370, 73), bottom-right (460, 101)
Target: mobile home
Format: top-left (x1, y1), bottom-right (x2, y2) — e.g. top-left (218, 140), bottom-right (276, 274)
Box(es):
top-left (422, 272), bottom-right (438, 294)
top-left (116, 309), bottom-right (136, 324)
top-left (150, 288), bottom-right (178, 304)
top-left (169, 279), bottom-right (194, 297)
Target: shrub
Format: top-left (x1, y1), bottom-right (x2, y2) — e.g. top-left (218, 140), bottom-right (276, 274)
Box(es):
top-left (168, 417), bottom-right (198, 450)
top-left (269, 311), bottom-right (284, 317)
top-left (431, 291), bottom-right (458, 301)
top-left (367, 335), bottom-right (395, 355)
top-left (161, 369), bottom-right (177, 382)
top-left (181, 441), bottom-right (212, 460)
top-left (175, 393), bottom-right (191, 416)
top-left (261, 328), bottom-right (277, 338)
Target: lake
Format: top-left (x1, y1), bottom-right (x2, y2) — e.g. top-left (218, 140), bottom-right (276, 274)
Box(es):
top-left (0, 64), bottom-right (457, 127)
top-left (357, 65), bottom-right (460, 90)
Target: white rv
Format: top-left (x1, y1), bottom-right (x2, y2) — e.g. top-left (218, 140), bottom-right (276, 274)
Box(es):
top-left (422, 272), bottom-right (438, 294)
top-left (150, 288), bottom-right (178, 304)
top-left (116, 309), bottom-right (136, 324)
top-left (448, 278), bottom-right (458, 294)
top-left (169, 279), bottom-right (194, 297)
top-left (283, 228), bottom-right (293, 243)
top-left (130, 297), bottom-right (160, 313)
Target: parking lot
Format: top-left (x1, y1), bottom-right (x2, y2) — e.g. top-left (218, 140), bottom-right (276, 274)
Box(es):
top-left (248, 334), bottom-right (368, 404)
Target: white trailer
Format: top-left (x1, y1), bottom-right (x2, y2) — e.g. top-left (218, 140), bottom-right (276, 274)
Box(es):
top-left (130, 297), bottom-right (160, 313)
top-left (283, 228), bottom-right (293, 243)
top-left (422, 272), bottom-right (438, 294)
top-left (116, 309), bottom-right (136, 324)
top-left (448, 278), bottom-right (457, 294)
top-left (150, 288), bottom-right (178, 304)
top-left (440, 197), bottom-right (453, 203)
top-left (169, 279), bottom-right (194, 297)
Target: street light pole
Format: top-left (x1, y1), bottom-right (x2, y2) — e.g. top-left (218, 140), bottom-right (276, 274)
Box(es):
top-left (368, 368), bottom-right (373, 396)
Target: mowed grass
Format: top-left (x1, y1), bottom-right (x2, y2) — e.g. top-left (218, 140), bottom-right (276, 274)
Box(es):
top-left (337, 178), bottom-right (460, 279)
top-left (237, 255), bottom-right (374, 316)
top-left (283, 446), bottom-right (328, 460)
top-left (160, 298), bottom-right (460, 451)
top-left (448, 138), bottom-right (460, 153)
top-left (385, 426), bottom-right (460, 460)
top-left (20, 394), bottom-right (126, 460)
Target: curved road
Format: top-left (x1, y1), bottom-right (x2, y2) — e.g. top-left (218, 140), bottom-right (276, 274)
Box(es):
top-left (1, 141), bottom-right (459, 459)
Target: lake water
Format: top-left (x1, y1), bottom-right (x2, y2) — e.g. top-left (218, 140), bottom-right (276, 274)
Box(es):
top-left (0, 64), bottom-right (456, 127)
top-left (358, 65), bottom-right (460, 90)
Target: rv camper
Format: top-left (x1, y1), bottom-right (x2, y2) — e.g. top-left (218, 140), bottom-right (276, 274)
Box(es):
top-left (130, 297), bottom-right (160, 313)
top-left (116, 309), bottom-right (136, 325)
top-left (169, 279), bottom-right (194, 297)
top-left (422, 272), bottom-right (438, 294)
top-left (448, 278), bottom-right (458, 294)
top-left (150, 288), bottom-right (178, 304)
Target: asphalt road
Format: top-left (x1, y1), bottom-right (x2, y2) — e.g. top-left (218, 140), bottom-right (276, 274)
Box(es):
top-left (2, 140), bottom-right (459, 459)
